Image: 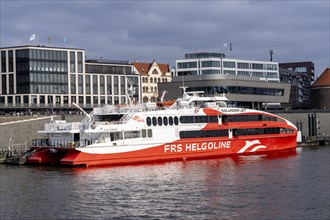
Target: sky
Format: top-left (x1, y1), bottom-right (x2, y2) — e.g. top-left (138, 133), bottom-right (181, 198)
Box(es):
top-left (0, 0), bottom-right (329, 76)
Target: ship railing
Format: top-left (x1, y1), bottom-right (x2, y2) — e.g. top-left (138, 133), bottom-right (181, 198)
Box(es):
top-left (93, 105), bottom-right (136, 115)
top-left (44, 121), bottom-right (80, 131)
top-left (80, 110), bottom-right (94, 129)
top-left (119, 103), bottom-right (144, 123)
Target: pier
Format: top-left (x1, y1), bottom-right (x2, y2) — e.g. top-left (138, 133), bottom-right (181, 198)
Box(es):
top-left (0, 114), bottom-right (84, 164)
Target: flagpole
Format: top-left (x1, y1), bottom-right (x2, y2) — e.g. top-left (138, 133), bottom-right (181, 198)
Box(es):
top-left (64, 36), bottom-right (67, 48)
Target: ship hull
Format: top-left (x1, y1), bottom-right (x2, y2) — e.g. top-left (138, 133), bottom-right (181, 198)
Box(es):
top-left (28, 134), bottom-right (297, 167)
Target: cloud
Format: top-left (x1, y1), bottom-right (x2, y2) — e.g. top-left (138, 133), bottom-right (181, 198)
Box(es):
top-left (0, 0), bottom-right (329, 74)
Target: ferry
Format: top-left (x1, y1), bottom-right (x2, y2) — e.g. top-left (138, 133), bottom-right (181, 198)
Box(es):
top-left (28, 89), bottom-right (298, 167)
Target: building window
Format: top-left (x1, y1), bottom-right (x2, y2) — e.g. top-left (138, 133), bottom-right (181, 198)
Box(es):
top-left (8, 96), bottom-right (13, 104)
top-left (252, 63), bottom-right (264, 70)
top-left (2, 75), bottom-right (6, 94)
top-left (86, 96), bottom-right (91, 104)
top-left (223, 61), bottom-right (236, 68)
top-left (1, 51), bottom-right (6, 73)
top-left (100, 96), bottom-right (105, 104)
top-left (70, 51), bottom-right (75, 72)
top-left (107, 76), bottom-right (112, 95)
top-left (100, 75), bottom-right (105, 95)
top-left (8, 50), bottom-right (13, 72)
top-left (143, 96), bottom-right (148, 102)
top-left (63, 96), bottom-right (68, 104)
top-left (78, 75), bottom-right (83, 94)
top-left (152, 69), bottom-right (158, 75)
top-left (93, 96), bottom-right (98, 105)
top-left (114, 96), bottom-right (119, 105)
top-left (70, 74), bottom-right (76, 94)
top-left (78, 96), bottom-right (83, 104)
top-left (40, 95), bottom-right (45, 104)
top-left (77, 52), bottom-right (83, 73)
top-left (23, 95), bottom-right (29, 104)
top-left (114, 76), bottom-right (119, 95)
top-left (237, 62), bottom-right (249, 69)
top-left (85, 75), bottom-right (91, 95)
top-left (93, 75), bottom-right (98, 94)
top-left (201, 61), bottom-right (220, 67)
top-left (120, 76), bottom-right (125, 95)
top-left (177, 62), bottom-right (197, 69)
top-left (9, 74), bottom-right (14, 94)
top-left (56, 96), bottom-right (61, 104)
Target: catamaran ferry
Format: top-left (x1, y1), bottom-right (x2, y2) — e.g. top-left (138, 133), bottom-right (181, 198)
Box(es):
top-left (28, 89), bottom-right (298, 167)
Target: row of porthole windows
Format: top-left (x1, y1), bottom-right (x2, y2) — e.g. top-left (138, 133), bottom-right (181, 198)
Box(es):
top-left (146, 116), bottom-right (179, 126)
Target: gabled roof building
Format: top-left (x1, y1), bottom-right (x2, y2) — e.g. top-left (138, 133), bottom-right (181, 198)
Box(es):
top-left (310, 68), bottom-right (330, 110)
top-left (133, 60), bottom-right (172, 102)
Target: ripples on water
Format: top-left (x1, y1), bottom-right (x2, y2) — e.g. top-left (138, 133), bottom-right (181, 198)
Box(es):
top-left (1, 146), bottom-right (329, 220)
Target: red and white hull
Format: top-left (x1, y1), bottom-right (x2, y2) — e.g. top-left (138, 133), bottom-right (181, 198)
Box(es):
top-left (28, 133), bottom-right (296, 167)
top-left (28, 90), bottom-right (298, 167)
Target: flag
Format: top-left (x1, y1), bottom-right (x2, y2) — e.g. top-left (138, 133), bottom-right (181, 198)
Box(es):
top-left (223, 42), bottom-right (228, 47)
top-left (48, 36), bottom-right (51, 45)
top-left (29, 33), bottom-right (36, 41)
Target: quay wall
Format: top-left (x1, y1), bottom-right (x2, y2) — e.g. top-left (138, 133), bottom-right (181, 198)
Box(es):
top-left (0, 115), bottom-right (84, 148)
top-left (275, 111), bottom-right (330, 141)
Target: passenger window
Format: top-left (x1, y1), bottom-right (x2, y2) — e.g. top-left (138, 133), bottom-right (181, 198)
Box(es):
top-left (169, 116), bottom-right (173, 125)
top-left (158, 117), bottom-right (163, 126)
top-left (146, 117), bottom-right (151, 126)
top-left (152, 117), bottom-right (157, 126)
top-left (174, 116), bottom-right (179, 125)
top-left (163, 117), bottom-right (168, 126)
top-left (147, 129), bottom-right (152, 138)
top-left (142, 129), bottom-right (147, 138)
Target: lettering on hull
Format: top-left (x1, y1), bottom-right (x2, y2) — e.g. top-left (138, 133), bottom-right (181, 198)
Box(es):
top-left (164, 141), bottom-right (231, 153)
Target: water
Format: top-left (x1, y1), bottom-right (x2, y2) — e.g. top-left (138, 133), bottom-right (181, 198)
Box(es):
top-left (1, 146), bottom-right (329, 220)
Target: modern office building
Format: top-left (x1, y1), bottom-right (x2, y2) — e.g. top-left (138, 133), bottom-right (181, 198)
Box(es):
top-left (175, 52), bottom-right (280, 82)
top-left (0, 45), bottom-right (141, 113)
top-left (279, 61), bottom-right (315, 108)
top-left (279, 61), bottom-right (315, 82)
top-left (279, 67), bottom-right (311, 109)
top-left (159, 52), bottom-right (290, 109)
top-left (133, 60), bottom-right (172, 102)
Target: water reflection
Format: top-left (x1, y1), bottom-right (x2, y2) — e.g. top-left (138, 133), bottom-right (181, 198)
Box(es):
top-left (1, 147), bottom-right (328, 220)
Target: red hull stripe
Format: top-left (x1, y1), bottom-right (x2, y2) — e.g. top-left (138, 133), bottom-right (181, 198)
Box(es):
top-left (28, 134), bottom-right (297, 167)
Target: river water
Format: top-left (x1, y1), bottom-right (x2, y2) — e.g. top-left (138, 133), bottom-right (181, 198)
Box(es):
top-left (1, 146), bottom-right (329, 220)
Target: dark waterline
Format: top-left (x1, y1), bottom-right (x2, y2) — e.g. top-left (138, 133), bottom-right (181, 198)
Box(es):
top-left (1, 146), bottom-right (329, 220)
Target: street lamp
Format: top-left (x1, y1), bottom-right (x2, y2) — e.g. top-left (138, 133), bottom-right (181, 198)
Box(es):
top-left (269, 49), bottom-right (274, 61)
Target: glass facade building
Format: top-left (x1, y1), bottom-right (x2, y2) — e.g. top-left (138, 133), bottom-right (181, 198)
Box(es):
top-left (176, 52), bottom-right (280, 82)
top-left (0, 45), bottom-right (141, 110)
top-left (159, 52), bottom-right (289, 109)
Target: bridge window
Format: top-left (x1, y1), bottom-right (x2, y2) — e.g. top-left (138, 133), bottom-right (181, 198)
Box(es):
top-left (180, 129), bottom-right (228, 139)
